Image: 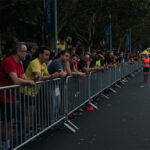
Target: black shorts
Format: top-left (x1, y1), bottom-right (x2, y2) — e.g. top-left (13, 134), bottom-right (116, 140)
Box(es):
top-left (21, 94), bottom-right (36, 106)
top-left (143, 68), bottom-right (149, 72)
top-left (0, 102), bottom-right (15, 122)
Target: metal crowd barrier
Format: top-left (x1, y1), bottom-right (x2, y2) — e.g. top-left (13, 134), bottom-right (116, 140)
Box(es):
top-left (0, 62), bottom-right (142, 150)
top-left (0, 79), bottom-right (66, 150)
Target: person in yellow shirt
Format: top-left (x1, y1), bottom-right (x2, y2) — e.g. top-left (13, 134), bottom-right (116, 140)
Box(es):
top-left (21, 46), bottom-right (59, 132)
top-left (24, 56), bottom-right (49, 96)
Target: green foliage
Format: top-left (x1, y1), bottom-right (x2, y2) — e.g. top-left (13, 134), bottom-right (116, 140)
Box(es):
top-left (0, 0), bottom-right (150, 50)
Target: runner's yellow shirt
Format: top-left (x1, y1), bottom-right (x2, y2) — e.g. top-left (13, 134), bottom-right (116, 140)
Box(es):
top-left (21, 58), bottom-right (48, 96)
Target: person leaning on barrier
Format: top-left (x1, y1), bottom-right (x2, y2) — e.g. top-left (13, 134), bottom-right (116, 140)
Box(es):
top-left (65, 54), bottom-right (86, 77)
top-left (105, 51), bottom-right (117, 68)
top-left (48, 50), bottom-right (70, 77)
top-left (25, 46), bottom-right (59, 81)
top-left (21, 46), bottom-right (59, 132)
top-left (78, 53), bottom-right (96, 73)
top-left (116, 53), bottom-right (125, 64)
top-left (90, 49), bottom-right (97, 68)
top-left (0, 42), bottom-right (35, 150)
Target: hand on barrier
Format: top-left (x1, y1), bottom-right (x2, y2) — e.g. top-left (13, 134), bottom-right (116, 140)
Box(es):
top-left (34, 74), bottom-right (41, 81)
top-left (78, 72), bottom-right (86, 77)
top-left (52, 72), bottom-right (59, 78)
top-left (58, 71), bottom-right (67, 78)
top-left (99, 66), bottom-right (105, 71)
top-left (27, 80), bottom-right (35, 86)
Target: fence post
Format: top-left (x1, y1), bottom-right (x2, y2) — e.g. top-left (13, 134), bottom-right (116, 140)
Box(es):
top-left (88, 72), bottom-right (98, 109)
top-left (63, 76), bottom-right (79, 133)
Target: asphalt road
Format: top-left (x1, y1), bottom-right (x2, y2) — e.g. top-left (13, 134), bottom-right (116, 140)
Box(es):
top-left (21, 71), bottom-right (150, 150)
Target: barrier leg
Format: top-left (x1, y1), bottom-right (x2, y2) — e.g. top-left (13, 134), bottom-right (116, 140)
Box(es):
top-left (126, 76), bottom-right (131, 80)
top-left (89, 102), bottom-right (98, 110)
top-left (64, 122), bottom-right (76, 133)
top-left (109, 88), bottom-right (117, 93)
top-left (115, 84), bottom-right (121, 89)
top-left (121, 78), bottom-right (128, 83)
top-left (67, 120), bottom-right (79, 130)
top-left (131, 73), bottom-right (135, 77)
top-left (100, 93), bottom-right (109, 100)
top-left (119, 80), bottom-right (125, 85)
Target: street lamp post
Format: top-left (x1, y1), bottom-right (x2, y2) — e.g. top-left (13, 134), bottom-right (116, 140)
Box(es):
top-left (109, 14), bottom-right (112, 51)
top-left (130, 28), bottom-right (132, 52)
top-left (107, 7), bottom-right (112, 51)
top-left (54, 0), bottom-right (58, 55)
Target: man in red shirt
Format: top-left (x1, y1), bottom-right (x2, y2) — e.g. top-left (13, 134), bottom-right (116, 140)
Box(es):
top-left (0, 42), bottom-right (35, 150)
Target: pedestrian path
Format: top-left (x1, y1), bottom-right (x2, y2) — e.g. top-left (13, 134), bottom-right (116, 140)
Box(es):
top-left (21, 72), bottom-right (150, 150)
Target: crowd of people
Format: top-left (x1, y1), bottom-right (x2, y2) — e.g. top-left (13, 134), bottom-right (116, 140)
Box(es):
top-left (0, 42), bottom-right (139, 79)
top-left (0, 41), bottom-right (139, 150)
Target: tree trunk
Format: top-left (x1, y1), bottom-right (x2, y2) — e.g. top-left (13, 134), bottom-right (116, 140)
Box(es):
top-left (117, 34), bottom-right (126, 53)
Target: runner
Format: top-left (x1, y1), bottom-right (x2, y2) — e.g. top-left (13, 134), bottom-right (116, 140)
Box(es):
top-left (142, 54), bottom-right (150, 83)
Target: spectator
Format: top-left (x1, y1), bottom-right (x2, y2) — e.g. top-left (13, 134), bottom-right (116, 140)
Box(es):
top-left (90, 49), bottom-right (97, 68)
top-left (65, 54), bottom-right (86, 77)
top-left (78, 53), bottom-right (95, 72)
top-left (68, 47), bottom-right (76, 56)
top-left (0, 49), bottom-right (3, 66)
top-left (58, 48), bottom-right (64, 54)
top-left (94, 51), bottom-right (105, 70)
top-left (117, 53), bottom-right (125, 64)
top-left (0, 42), bottom-right (35, 150)
top-left (48, 50), bottom-right (70, 78)
top-left (75, 48), bottom-right (84, 69)
top-left (106, 51), bottom-right (114, 64)
top-left (105, 51), bottom-right (117, 68)
top-left (21, 46), bottom-right (59, 131)
top-left (24, 46), bottom-right (59, 81)
top-left (76, 48), bottom-right (84, 60)
top-left (22, 44), bottom-right (38, 71)
top-left (47, 51), bottom-right (56, 68)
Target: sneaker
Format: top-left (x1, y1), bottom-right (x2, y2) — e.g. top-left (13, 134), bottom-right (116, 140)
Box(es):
top-left (68, 114), bottom-right (74, 119)
top-left (86, 105), bottom-right (94, 111)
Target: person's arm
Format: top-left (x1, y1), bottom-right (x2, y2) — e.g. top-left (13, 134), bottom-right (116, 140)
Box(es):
top-left (33, 72), bottom-right (59, 81)
top-left (94, 66), bottom-right (104, 71)
top-left (82, 60), bottom-right (94, 72)
top-left (8, 72), bottom-right (35, 85)
top-left (65, 62), bottom-right (74, 75)
top-left (30, 61), bottom-right (59, 81)
top-left (22, 73), bottom-right (28, 80)
top-left (65, 62), bottom-right (86, 77)
top-left (82, 67), bottom-right (91, 72)
top-left (3, 59), bottom-right (34, 85)
top-left (52, 60), bottom-right (67, 78)
top-left (22, 72), bottom-right (48, 81)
